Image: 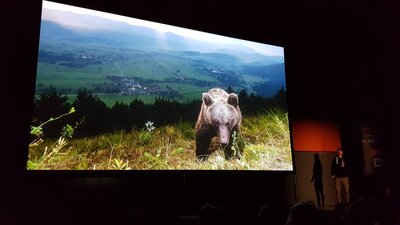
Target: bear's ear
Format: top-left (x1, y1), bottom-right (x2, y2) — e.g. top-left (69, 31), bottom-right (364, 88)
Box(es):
top-left (227, 93), bottom-right (239, 107)
top-left (202, 93), bottom-right (214, 106)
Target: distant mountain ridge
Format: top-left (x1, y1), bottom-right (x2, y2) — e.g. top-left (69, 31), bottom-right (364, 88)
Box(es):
top-left (40, 8), bottom-right (284, 65)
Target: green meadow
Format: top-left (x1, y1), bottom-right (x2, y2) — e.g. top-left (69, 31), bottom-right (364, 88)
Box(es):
top-left (28, 110), bottom-right (293, 171)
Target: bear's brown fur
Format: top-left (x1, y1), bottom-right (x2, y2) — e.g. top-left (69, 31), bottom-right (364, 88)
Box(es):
top-left (195, 88), bottom-right (242, 160)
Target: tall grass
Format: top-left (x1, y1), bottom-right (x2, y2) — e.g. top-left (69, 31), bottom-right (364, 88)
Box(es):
top-left (28, 110), bottom-right (293, 170)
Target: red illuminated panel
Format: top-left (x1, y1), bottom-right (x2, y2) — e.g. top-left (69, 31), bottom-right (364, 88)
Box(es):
top-left (292, 121), bottom-right (341, 152)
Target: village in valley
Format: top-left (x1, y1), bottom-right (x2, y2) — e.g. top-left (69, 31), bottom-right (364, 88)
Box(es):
top-left (106, 75), bottom-right (180, 98)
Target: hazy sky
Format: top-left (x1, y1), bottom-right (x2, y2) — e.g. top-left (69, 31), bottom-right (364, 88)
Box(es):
top-left (42, 0), bottom-right (284, 57)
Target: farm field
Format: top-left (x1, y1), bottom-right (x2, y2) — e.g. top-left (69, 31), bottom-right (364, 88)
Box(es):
top-left (36, 37), bottom-right (285, 106)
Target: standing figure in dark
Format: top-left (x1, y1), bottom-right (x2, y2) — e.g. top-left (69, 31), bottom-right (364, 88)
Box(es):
top-left (331, 147), bottom-right (350, 204)
top-left (311, 153), bottom-right (325, 206)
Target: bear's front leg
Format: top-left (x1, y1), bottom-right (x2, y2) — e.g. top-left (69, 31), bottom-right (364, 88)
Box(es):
top-left (224, 126), bottom-right (242, 160)
top-left (195, 129), bottom-right (213, 161)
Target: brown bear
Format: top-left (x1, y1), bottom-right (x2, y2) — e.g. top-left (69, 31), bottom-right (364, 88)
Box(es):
top-left (195, 88), bottom-right (243, 160)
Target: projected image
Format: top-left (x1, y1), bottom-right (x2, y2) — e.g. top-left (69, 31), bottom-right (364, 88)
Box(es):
top-left (29, 0), bottom-right (293, 170)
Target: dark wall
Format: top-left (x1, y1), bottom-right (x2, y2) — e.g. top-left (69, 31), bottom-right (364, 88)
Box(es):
top-left (3, 0), bottom-right (398, 224)
top-left (18, 172), bottom-right (288, 225)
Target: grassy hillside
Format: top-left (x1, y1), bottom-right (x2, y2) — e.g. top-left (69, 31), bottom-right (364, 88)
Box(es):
top-left (28, 110), bottom-right (293, 171)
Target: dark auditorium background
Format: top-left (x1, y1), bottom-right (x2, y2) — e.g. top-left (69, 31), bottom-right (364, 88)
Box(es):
top-left (3, 0), bottom-right (398, 225)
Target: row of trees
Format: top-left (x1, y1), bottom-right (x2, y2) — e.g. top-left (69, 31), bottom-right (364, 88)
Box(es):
top-left (32, 86), bottom-right (287, 138)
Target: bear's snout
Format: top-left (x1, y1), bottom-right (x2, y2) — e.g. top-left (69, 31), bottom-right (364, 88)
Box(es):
top-left (218, 126), bottom-right (230, 147)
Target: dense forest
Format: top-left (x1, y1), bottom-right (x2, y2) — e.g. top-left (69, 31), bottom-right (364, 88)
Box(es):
top-left (31, 86), bottom-right (287, 139)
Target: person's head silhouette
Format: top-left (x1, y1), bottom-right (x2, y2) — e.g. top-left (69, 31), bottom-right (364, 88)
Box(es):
top-left (285, 201), bottom-right (319, 225)
top-left (336, 147), bottom-right (344, 157)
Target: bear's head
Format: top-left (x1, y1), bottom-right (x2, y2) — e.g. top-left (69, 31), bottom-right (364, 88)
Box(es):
top-left (202, 92), bottom-right (241, 147)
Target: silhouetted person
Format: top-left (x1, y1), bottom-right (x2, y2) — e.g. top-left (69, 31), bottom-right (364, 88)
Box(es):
top-left (341, 197), bottom-right (374, 225)
top-left (374, 185), bottom-right (400, 225)
top-left (331, 147), bottom-right (350, 204)
top-left (258, 203), bottom-right (280, 225)
top-left (285, 201), bottom-right (320, 225)
top-left (198, 203), bottom-right (221, 225)
top-left (311, 153), bottom-right (325, 206)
